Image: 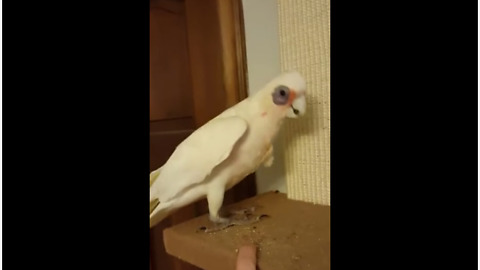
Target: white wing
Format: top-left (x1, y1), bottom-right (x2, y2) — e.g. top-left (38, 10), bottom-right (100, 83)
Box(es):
top-left (150, 116), bottom-right (247, 203)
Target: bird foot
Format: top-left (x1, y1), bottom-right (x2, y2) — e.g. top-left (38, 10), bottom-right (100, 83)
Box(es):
top-left (198, 206), bottom-right (269, 233)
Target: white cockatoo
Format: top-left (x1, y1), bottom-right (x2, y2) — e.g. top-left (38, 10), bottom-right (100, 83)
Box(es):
top-left (150, 71), bottom-right (306, 229)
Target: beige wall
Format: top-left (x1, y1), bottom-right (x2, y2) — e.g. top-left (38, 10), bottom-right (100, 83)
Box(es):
top-left (243, 0), bottom-right (331, 205)
top-left (242, 0), bottom-right (287, 194)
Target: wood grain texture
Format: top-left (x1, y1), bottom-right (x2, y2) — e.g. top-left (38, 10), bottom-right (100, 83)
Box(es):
top-left (150, 0), bottom-right (185, 13)
top-left (164, 192), bottom-right (330, 270)
top-left (185, 0), bottom-right (249, 125)
top-left (150, 119), bottom-right (197, 270)
top-left (216, 0), bottom-right (249, 105)
top-left (184, 0), bottom-right (226, 126)
top-left (150, 1), bottom-right (199, 269)
top-left (150, 4), bottom-right (193, 121)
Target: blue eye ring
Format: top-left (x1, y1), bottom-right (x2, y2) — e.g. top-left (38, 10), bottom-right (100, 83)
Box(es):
top-left (272, 85), bottom-right (290, 105)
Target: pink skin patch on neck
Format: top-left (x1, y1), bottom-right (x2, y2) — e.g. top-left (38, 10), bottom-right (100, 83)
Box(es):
top-left (261, 112), bottom-right (267, 117)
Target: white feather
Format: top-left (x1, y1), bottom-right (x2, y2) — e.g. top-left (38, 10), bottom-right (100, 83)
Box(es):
top-left (150, 116), bottom-right (247, 204)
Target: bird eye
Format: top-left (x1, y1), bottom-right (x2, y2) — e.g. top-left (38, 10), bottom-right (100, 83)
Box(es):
top-left (272, 85), bottom-right (289, 105)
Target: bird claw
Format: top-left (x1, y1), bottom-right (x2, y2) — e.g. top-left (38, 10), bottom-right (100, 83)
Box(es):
top-left (228, 206), bottom-right (256, 216)
top-left (198, 207), bottom-right (269, 233)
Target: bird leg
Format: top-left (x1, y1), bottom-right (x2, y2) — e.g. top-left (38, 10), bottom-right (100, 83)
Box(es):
top-left (207, 186), bottom-right (230, 224)
top-left (261, 144), bottom-right (274, 167)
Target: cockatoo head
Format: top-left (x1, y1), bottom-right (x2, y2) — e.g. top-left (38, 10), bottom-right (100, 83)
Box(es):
top-left (256, 71), bottom-right (306, 119)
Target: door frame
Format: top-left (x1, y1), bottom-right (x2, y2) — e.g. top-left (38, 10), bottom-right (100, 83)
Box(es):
top-left (185, 0), bottom-right (249, 126)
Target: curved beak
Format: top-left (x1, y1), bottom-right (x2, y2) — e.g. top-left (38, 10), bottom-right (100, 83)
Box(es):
top-left (286, 93), bottom-right (306, 118)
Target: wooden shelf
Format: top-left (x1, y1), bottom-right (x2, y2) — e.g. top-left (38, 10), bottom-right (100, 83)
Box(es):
top-left (163, 191), bottom-right (330, 270)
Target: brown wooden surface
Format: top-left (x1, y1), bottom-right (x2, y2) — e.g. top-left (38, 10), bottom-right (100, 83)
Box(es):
top-left (164, 192), bottom-right (331, 270)
top-left (150, 1), bottom-right (198, 269)
top-left (184, 0), bottom-right (226, 126)
top-left (184, 0), bottom-right (249, 124)
top-left (216, 0), bottom-right (249, 105)
top-left (150, 0), bottom-right (255, 269)
top-left (150, 1), bottom-right (193, 121)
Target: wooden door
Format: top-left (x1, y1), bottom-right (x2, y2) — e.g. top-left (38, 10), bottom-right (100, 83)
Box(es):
top-left (150, 0), bottom-right (255, 269)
